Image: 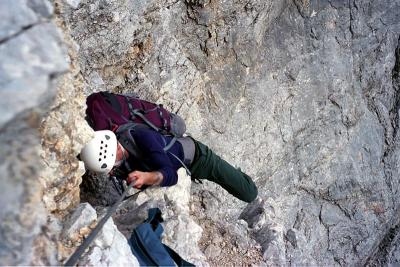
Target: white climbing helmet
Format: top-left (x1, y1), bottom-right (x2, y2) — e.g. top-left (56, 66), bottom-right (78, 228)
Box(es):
top-left (80, 130), bottom-right (118, 174)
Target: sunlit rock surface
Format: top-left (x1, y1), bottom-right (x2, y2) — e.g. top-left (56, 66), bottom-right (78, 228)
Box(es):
top-left (61, 203), bottom-right (140, 266)
top-left (1, 0), bottom-right (400, 265)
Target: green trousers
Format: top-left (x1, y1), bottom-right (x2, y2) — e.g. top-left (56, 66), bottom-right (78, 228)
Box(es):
top-left (189, 138), bottom-right (258, 203)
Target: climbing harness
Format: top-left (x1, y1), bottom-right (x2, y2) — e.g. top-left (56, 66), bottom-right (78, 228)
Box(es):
top-left (64, 182), bottom-right (141, 266)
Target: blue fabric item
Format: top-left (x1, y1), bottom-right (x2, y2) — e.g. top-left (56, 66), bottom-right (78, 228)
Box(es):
top-left (130, 223), bottom-right (176, 266)
top-left (128, 208), bottom-right (195, 267)
top-left (127, 127), bottom-right (185, 186)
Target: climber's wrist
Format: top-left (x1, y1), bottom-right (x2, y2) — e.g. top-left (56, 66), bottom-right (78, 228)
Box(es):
top-left (151, 171), bottom-right (164, 186)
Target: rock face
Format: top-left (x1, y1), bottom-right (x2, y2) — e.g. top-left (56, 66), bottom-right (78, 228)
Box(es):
top-left (1, 0), bottom-right (400, 266)
top-left (55, 0), bottom-right (400, 265)
top-left (0, 0), bottom-right (69, 265)
top-left (61, 203), bottom-right (140, 266)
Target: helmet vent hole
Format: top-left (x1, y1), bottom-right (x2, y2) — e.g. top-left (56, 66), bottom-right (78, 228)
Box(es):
top-left (98, 158), bottom-right (101, 161)
top-left (105, 150), bottom-right (107, 153)
top-left (105, 144), bottom-right (108, 147)
top-left (105, 135), bottom-right (110, 140)
top-left (104, 156), bottom-right (106, 159)
top-left (101, 141), bottom-right (104, 144)
top-left (100, 146), bottom-right (103, 150)
top-left (99, 152), bottom-right (102, 156)
top-left (101, 163), bottom-right (107, 169)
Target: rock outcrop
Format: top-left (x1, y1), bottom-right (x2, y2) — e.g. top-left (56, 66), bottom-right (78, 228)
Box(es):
top-left (61, 203), bottom-right (140, 266)
top-left (1, 0), bottom-right (400, 266)
top-left (0, 0), bottom-right (69, 265)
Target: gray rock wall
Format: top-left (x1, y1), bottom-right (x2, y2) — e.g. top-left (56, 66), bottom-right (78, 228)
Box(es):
top-left (61, 202), bottom-right (140, 266)
top-left (58, 0), bottom-right (400, 265)
top-left (0, 0), bottom-right (69, 265)
top-left (1, 0), bottom-right (400, 265)
top-left (55, 0), bottom-right (400, 265)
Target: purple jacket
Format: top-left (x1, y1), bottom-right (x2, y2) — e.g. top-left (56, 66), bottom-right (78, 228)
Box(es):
top-left (124, 127), bottom-right (185, 186)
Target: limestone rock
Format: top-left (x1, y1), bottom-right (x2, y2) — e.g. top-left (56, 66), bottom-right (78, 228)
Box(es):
top-left (2, 0), bottom-right (400, 265)
top-left (0, 22), bottom-right (68, 128)
top-left (62, 203), bottom-right (97, 243)
top-left (55, 0), bottom-right (400, 265)
top-left (81, 217), bottom-right (140, 267)
top-left (0, 0), bottom-right (68, 265)
top-left (61, 202), bottom-right (140, 266)
top-left (204, 244), bottom-right (221, 259)
top-left (40, 0), bottom-right (94, 217)
top-left (0, 0), bottom-right (39, 42)
top-left (65, 0), bottom-right (82, 9)
top-left (388, 236), bottom-right (400, 266)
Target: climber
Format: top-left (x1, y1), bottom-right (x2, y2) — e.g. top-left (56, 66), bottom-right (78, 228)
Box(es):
top-left (79, 128), bottom-right (258, 203)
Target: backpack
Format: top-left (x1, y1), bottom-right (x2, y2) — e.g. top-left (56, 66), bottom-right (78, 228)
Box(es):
top-left (129, 208), bottom-right (195, 267)
top-left (85, 91), bottom-right (186, 137)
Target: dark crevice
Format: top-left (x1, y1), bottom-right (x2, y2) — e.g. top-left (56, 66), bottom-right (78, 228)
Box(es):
top-left (231, 48), bottom-right (248, 68)
top-left (364, 207), bottom-right (400, 266)
top-left (80, 171), bottom-right (122, 208)
top-left (389, 36), bottom-right (400, 143)
top-left (363, 36), bottom-right (400, 266)
top-left (293, 0), bottom-right (306, 19)
top-left (0, 23), bottom-right (37, 45)
top-left (348, 0), bottom-right (355, 39)
top-left (333, 257), bottom-right (343, 266)
top-left (382, 35), bottom-right (400, 205)
top-left (367, 224), bottom-right (400, 266)
top-left (297, 186), bottom-right (352, 221)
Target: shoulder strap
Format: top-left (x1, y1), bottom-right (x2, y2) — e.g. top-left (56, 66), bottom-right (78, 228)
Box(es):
top-left (146, 208), bottom-right (163, 223)
top-left (168, 151), bottom-right (191, 176)
top-left (117, 125), bottom-right (145, 160)
top-left (160, 135), bottom-right (190, 176)
top-left (125, 92), bottom-right (139, 98)
top-left (163, 136), bottom-right (177, 151)
top-left (124, 96), bottom-right (164, 133)
top-left (115, 123), bottom-right (152, 171)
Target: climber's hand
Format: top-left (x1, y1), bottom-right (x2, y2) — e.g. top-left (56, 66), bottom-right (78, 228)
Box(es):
top-left (127, 171), bottom-right (163, 188)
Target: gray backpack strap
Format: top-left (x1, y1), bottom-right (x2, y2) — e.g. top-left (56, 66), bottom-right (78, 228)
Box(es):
top-left (168, 151), bottom-right (191, 176)
top-left (164, 137), bottom-right (195, 177)
top-left (115, 123), bottom-right (152, 171)
top-left (116, 123), bottom-right (145, 159)
top-left (163, 136), bottom-right (177, 152)
top-left (124, 96), bottom-right (163, 133)
top-left (161, 135), bottom-right (189, 174)
top-left (162, 136), bottom-right (194, 166)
